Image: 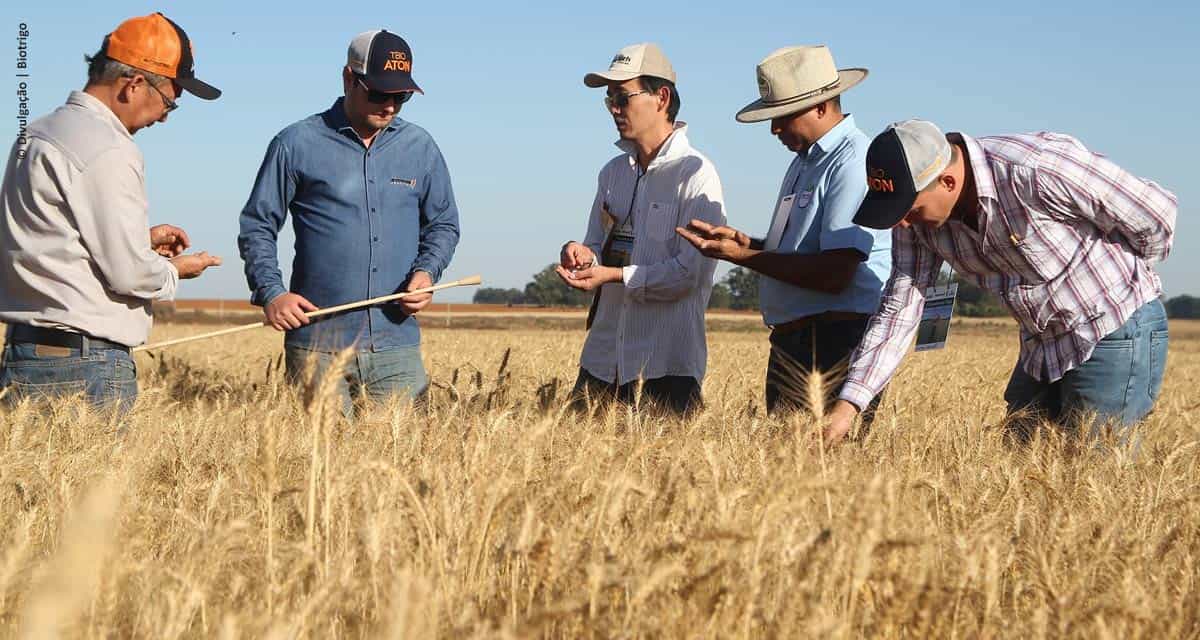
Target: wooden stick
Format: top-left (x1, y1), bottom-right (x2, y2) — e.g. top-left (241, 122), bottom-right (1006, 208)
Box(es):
top-left (134, 275), bottom-right (483, 353)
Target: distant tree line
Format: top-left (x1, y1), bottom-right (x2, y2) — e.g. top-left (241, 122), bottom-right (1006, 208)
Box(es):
top-left (472, 264), bottom-right (763, 310)
top-left (475, 264), bottom-right (1200, 319)
top-left (1165, 295), bottom-right (1200, 319)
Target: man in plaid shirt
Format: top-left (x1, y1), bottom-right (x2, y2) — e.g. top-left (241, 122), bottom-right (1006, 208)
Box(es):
top-left (824, 119), bottom-right (1176, 445)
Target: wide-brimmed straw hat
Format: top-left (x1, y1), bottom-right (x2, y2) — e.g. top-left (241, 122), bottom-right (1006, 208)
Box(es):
top-left (736, 45), bottom-right (866, 123)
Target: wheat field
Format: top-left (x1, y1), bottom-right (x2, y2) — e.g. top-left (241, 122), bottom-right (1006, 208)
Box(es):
top-left (1, 318), bottom-right (1198, 639)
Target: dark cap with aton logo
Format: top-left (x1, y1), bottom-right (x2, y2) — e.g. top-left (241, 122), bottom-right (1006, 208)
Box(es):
top-left (853, 119), bottom-right (953, 230)
top-left (347, 29), bottom-right (422, 94)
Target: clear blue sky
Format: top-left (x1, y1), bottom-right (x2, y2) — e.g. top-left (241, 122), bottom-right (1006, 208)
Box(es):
top-left (8, 1), bottom-right (1198, 302)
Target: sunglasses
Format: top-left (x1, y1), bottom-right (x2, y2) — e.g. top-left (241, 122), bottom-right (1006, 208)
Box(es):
top-left (603, 90), bottom-right (651, 110)
top-left (355, 76), bottom-right (413, 105)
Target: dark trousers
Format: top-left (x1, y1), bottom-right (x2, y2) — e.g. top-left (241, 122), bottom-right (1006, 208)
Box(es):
top-left (569, 368), bottom-right (702, 417)
top-left (765, 316), bottom-right (883, 429)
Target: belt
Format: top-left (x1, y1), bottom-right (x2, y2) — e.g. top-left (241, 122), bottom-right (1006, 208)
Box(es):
top-left (769, 311), bottom-right (870, 336)
top-left (5, 324), bottom-right (130, 353)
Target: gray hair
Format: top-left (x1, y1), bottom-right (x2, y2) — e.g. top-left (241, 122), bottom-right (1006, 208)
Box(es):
top-left (84, 50), bottom-right (169, 87)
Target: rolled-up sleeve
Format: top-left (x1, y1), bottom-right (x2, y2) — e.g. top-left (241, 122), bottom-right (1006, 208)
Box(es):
top-left (818, 157), bottom-right (874, 257)
top-left (839, 227), bottom-right (942, 409)
top-left (622, 166), bottom-right (725, 303)
top-left (1035, 137), bottom-right (1177, 264)
top-left (409, 143), bottom-right (461, 283)
top-left (238, 136), bottom-right (295, 307)
top-left (66, 147), bottom-right (178, 301)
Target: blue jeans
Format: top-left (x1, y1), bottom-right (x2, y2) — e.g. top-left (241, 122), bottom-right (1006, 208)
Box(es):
top-left (1004, 299), bottom-right (1168, 442)
top-left (0, 341), bottom-right (137, 413)
top-left (285, 344), bottom-right (428, 415)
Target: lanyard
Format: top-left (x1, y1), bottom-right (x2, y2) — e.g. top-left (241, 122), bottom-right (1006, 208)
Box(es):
top-left (624, 165), bottom-right (643, 228)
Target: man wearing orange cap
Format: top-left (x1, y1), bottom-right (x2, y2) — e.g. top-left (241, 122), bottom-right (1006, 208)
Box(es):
top-left (0, 13), bottom-right (223, 413)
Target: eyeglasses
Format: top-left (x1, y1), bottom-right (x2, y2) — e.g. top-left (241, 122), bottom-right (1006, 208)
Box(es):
top-left (127, 73), bottom-right (179, 113)
top-left (147, 81), bottom-right (180, 113)
top-left (356, 76), bottom-right (413, 105)
top-left (603, 90), bottom-right (651, 110)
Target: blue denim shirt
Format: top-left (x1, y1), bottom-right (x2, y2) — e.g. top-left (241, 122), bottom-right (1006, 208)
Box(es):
top-left (238, 99), bottom-right (460, 351)
top-left (758, 115), bottom-right (892, 325)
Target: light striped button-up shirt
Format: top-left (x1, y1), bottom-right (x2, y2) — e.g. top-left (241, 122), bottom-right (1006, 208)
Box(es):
top-left (840, 131), bottom-right (1177, 410)
top-left (0, 91), bottom-right (179, 347)
top-left (579, 123), bottom-right (726, 386)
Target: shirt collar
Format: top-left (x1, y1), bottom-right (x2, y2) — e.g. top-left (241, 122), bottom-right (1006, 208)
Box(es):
top-left (948, 131), bottom-right (997, 202)
top-left (802, 114), bottom-right (857, 159)
top-left (67, 90), bottom-right (133, 142)
top-left (322, 97), bottom-right (399, 138)
top-left (615, 121), bottom-right (691, 172)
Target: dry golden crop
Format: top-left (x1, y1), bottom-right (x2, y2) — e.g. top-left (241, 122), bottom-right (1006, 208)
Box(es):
top-left (1, 318), bottom-right (1198, 638)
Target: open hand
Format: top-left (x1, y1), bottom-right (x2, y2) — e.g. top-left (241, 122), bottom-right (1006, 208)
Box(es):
top-left (169, 251), bottom-right (221, 279)
top-left (675, 219), bottom-right (754, 262)
top-left (555, 265), bottom-right (621, 291)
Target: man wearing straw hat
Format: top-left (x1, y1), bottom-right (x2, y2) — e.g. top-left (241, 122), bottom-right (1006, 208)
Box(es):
top-left (677, 46), bottom-right (890, 421)
top-left (822, 119), bottom-right (1176, 446)
top-left (238, 30), bottom-right (460, 411)
top-left (0, 13), bottom-right (223, 412)
top-left (556, 43), bottom-right (726, 416)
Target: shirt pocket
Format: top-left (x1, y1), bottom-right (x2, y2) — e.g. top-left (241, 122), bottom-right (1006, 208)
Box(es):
top-left (991, 215), bottom-right (1071, 284)
top-left (383, 175), bottom-right (422, 216)
top-left (644, 201), bottom-right (678, 244)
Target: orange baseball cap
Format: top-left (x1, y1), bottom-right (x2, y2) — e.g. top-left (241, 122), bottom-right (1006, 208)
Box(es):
top-left (102, 12), bottom-right (221, 100)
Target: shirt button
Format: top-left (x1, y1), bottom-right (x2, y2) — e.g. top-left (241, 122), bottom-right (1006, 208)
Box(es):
top-left (372, 267), bottom-right (378, 273)
top-left (373, 236), bottom-right (379, 241)
top-left (371, 208), bottom-right (376, 212)
top-left (368, 179), bottom-right (375, 184)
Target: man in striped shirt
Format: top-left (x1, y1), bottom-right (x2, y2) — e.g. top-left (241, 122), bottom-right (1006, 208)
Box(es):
top-left (824, 119), bottom-right (1176, 445)
top-left (556, 43), bottom-right (726, 416)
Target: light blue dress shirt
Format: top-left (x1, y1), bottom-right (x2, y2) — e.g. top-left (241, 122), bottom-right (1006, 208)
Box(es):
top-left (758, 115), bottom-right (892, 325)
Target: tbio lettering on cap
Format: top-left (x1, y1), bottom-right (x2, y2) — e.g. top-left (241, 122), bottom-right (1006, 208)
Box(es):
top-left (867, 168), bottom-right (894, 193)
top-left (384, 51), bottom-right (411, 72)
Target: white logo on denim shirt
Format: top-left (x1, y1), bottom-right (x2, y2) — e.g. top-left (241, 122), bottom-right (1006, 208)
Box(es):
top-left (390, 177), bottom-right (416, 188)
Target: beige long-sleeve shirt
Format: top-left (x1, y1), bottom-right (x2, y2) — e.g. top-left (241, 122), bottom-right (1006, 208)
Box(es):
top-left (579, 124), bottom-right (726, 386)
top-left (1, 91), bottom-right (178, 347)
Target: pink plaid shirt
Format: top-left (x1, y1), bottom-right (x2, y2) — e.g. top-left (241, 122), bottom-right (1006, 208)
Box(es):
top-left (840, 132), bottom-right (1177, 410)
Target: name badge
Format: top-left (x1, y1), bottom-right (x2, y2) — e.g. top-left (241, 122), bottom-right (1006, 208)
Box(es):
top-left (605, 228), bottom-right (635, 267)
top-left (915, 283), bottom-right (958, 351)
top-left (796, 188), bottom-right (814, 208)
top-left (600, 203), bottom-right (635, 268)
top-left (764, 194), bottom-right (796, 251)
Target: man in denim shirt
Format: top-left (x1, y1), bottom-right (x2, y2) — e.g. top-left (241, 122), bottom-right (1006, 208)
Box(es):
top-left (679, 46), bottom-right (890, 424)
top-left (238, 30), bottom-right (460, 410)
